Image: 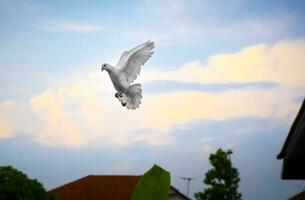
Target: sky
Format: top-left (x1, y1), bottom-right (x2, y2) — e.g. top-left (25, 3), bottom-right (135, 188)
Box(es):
top-left (0, 0), bottom-right (305, 199)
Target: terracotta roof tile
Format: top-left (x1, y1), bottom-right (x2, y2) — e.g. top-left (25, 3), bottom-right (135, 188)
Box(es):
top-left (48, 175), bottom-right (140, 200)
top-left (47, 175), bottom-right (190, 200)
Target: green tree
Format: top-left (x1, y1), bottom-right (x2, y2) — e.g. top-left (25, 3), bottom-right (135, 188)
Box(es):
top-left (0, 165), bottom-right (46, 200)
top-left (195, 148), bottom-right (242, 200)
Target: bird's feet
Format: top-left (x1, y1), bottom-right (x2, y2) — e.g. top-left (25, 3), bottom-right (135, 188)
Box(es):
top-left (115, 92), bottom-right (124, 98)
top-left (115, 92), bottom-right (126, 107)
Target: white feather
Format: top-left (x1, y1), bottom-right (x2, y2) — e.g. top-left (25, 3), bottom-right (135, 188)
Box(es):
top-left (116, 41), bottom-right (154, 84)
top-left (103, 41), bottom-right (154, 110)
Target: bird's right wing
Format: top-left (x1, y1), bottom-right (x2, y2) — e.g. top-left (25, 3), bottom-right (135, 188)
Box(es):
top-left (116, 41), bottom-right (154, 84)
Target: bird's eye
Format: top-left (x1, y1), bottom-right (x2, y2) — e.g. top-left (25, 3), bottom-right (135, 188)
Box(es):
top-left (103, 64), bottom-right (106, 67)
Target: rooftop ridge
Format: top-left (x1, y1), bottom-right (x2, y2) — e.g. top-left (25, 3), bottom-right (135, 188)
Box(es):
top-left (87, 174), bottom-right (141, 177)
top-left (48, 174), bottom-right (141, 192)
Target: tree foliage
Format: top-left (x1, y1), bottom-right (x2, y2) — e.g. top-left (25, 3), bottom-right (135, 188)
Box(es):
top-left (195, 148), bottom-right (242, 200)
top-left (0, 165), bottom-right (46, 200)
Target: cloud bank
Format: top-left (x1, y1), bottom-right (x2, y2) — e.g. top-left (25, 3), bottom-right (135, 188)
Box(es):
top-left (0, 40), bottom-right (304, 147)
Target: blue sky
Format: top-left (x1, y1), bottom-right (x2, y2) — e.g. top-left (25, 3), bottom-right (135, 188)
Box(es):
top-left (0, 0), bottom-right (305, 199)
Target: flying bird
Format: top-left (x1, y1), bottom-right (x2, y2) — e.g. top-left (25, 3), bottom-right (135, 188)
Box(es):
top-left (101, 41), bottom-right (155, 110)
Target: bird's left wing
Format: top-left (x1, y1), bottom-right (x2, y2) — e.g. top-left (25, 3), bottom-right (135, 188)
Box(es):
top-left (116, 41), bottom-right (154, 84)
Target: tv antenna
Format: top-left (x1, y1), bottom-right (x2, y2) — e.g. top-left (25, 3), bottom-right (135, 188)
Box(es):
top-left (180, 177), bottom-right (195, 197)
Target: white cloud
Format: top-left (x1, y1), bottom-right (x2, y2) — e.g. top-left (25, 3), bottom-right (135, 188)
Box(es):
top-left (28, 81), bottom-right (300, 147)
top-left (142, 40), bottom-right (305, 88)
top-left (0, 99), bottom-right (36, 139)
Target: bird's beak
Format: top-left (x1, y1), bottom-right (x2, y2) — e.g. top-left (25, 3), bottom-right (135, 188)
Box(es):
top-left (101, 66), bottom-right (104, 71)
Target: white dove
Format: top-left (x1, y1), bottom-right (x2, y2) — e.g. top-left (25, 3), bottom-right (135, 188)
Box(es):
top-left (101, 41), bottom-right (154, 110)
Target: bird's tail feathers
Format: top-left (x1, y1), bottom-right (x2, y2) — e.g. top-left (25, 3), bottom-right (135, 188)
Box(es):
top-left (124, 84), bottom-right (142, 110)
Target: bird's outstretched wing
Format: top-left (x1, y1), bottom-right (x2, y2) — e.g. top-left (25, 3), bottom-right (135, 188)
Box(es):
top-left (116, 41), bottom-right (154, 84)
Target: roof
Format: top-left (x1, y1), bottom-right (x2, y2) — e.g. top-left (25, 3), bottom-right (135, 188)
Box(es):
top-left (47, 175), bottom-right (191, 200)
top-left (277, 98), bottom-right (305, 159)
top-left (288, 189), bottom-right (305, 200)
top-left (169, 186), bottom-right (191, 200)
top-left (48, 175), bottom-right (139, 200)
top-left (277, 98), bottom-right (305, 179)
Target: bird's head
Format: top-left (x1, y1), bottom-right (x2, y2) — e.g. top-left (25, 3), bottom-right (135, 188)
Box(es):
top-left (101, 63), bottom-right (110, 72)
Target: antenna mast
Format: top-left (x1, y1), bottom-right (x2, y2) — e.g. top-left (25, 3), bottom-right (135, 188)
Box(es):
top-left (180, 177), bottom-right (195, 197)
